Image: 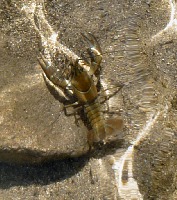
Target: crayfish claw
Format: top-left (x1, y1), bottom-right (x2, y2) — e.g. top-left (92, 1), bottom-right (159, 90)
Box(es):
top-left (38, 53), bottom-right (69, 89)
top-left (81, 32), bottom-right (102, 75)
top-left (37, 53), bottom-right (49, 67)
top-left (81, 32), bottom-right (102, 55)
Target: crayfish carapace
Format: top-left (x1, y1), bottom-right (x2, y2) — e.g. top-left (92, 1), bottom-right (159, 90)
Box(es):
top-left (38, 33), bottom-right (123, 148)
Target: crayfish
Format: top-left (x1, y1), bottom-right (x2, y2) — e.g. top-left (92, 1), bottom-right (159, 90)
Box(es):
top-left (38, 33), bottom-right (123, 148)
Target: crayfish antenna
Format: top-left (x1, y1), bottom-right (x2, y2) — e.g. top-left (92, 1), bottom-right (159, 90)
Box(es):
top-left (81, 32), bottom-right (102, 75)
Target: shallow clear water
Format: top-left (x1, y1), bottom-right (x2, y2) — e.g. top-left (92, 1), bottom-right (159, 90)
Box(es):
top-left (0, 0), bottom-right (177, 199)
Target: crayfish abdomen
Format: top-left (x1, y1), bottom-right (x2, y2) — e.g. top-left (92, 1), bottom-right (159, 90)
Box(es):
top-left (85, 99), bottom-right (123, 145)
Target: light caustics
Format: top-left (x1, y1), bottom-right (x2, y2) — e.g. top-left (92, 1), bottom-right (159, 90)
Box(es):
top-left (164, 0), bottom-right (177, 30)
top-left (152, 0), bottom-right (177, 40)
top-left (0, 73), bottom-right (41, 126)
top-left (113, 0), bottom-right (176, 199)
top-left (21, 0), bottom-right (89, 71)
top-left (112, 112), bottom-right (156, 199)
top-left (112, 106), bottom-right (170, 199)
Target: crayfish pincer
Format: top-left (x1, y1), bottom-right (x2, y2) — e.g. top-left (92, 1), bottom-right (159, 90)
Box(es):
top-left (38, 33), bottom-right (123, 149)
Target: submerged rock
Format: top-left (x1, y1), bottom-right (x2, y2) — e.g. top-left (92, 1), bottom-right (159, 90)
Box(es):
top-left (0, 0), bottom-right (177, 199)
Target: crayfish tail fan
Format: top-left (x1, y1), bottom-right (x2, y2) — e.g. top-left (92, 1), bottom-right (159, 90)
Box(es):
top-left (105, 117), bottom-right (124, 141)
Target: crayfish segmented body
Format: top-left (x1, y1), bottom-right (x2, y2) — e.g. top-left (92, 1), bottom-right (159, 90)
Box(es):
top-left (38, 33), bottom-right (123, 147)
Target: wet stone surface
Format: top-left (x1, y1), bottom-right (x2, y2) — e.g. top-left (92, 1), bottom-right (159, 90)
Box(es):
top-left (0, 0), bottom-right (177, 199)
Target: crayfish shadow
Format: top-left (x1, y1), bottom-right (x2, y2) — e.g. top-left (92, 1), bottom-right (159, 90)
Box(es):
top-left (89, 138), bottom-right (125, 159)
top-left (0, 156), bottom-right (88, 189)
top-left (0, 141), bottom-right (124, 189)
